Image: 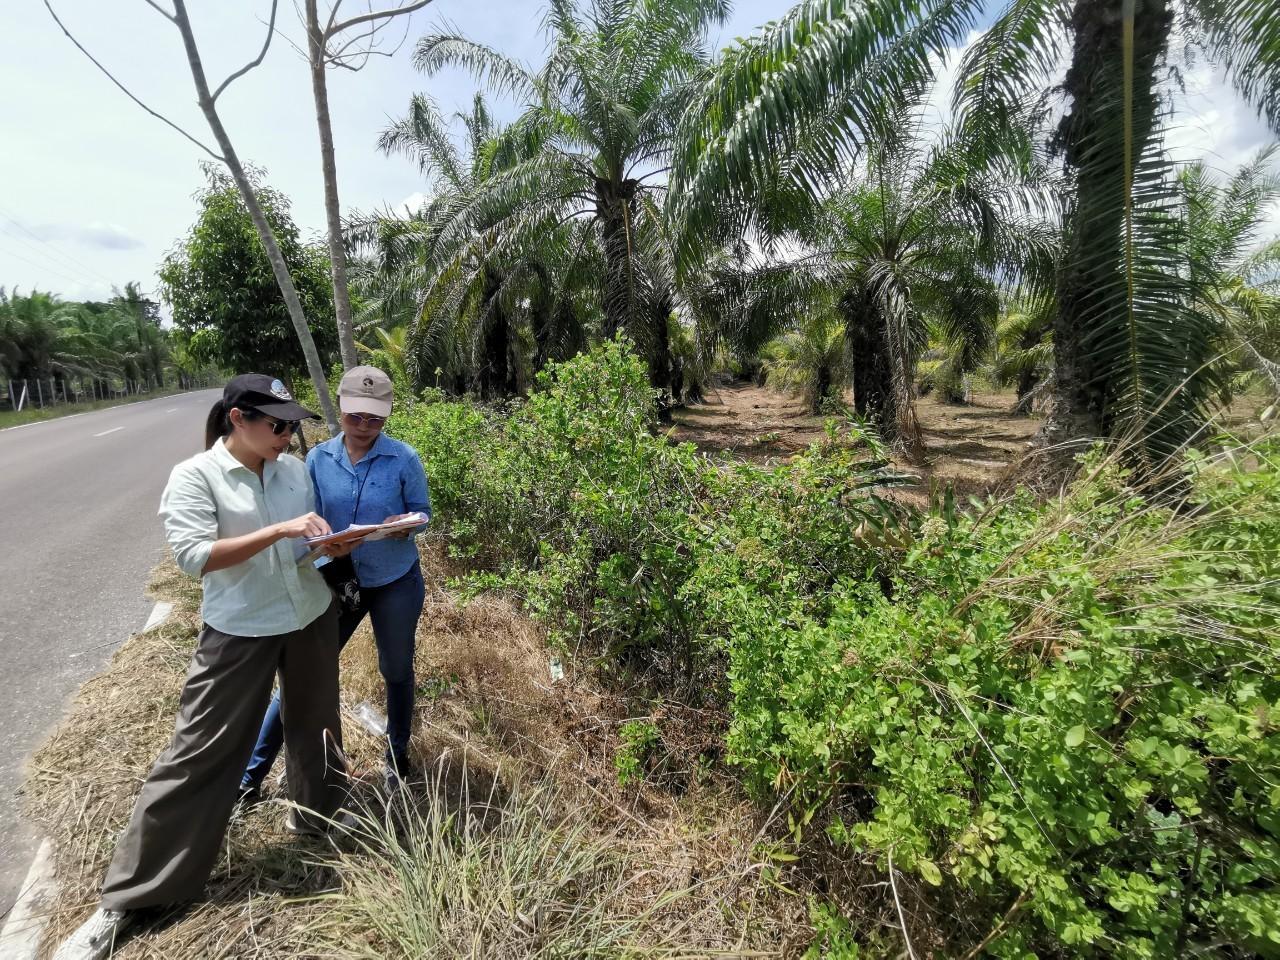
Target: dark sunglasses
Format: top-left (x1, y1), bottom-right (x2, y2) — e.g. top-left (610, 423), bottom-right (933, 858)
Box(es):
top-left (343, 412), bottom-right (386, 429)
top-left (263, 417), bottom-right (301, 436)
top-left (241, 409), bottom-right (300, 435)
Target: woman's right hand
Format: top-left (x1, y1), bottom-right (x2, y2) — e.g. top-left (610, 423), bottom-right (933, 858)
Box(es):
top-left (275, 512), bottom-right (332, 540)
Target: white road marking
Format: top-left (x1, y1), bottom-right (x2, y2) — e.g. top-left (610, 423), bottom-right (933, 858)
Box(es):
top-left (165, 407), bottom-right (178, 413)
top-left (93, 426), bottom-right (125, 437)
top-left (0, 837), bottom-right (57, 960)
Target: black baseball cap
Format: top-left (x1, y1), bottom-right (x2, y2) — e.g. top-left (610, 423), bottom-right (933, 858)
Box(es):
top-left (223, 374), bottom-right (320, 421)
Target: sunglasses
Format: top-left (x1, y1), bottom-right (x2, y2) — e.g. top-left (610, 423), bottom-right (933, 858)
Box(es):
top-left (263, 417), bottom-right (301, 436)
top-left (343, 412), bottom-right (387, 429)
top-left (242, 409), bottom-right (300, 435)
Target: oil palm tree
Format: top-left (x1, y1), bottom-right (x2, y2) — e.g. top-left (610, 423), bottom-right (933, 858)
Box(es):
top-left (352, 92), bottom-right (585, 397)
top-left (672, 0), bottom-right (1280, 467)
top-left (761, 299), bottom-right (850, 414)
top-left (1180, 147), bottom-right (1280, 401)
top-left (774, 111), bottom-right (1054, 452)
top-left (406, 0), bottom-right (731, 396)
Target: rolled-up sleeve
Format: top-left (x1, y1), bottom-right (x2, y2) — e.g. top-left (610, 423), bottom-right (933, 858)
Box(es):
top-left (402, 454), bottom-right (431, 521)
top-left (159, 463), bottom-right (217, 578)
top-left (306, 449), bottom-right (322, 515)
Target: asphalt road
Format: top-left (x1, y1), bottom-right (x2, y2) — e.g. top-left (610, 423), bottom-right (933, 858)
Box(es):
top-left (0, 388), bottom-right (220, 918)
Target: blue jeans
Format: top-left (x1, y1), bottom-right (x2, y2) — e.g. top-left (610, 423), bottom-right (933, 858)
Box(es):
top-left (241, 563), bottom-right (425, 789)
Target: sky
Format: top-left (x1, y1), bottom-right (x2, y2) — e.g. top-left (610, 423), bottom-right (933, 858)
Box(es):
top-left (1, 1), bottom-right (1276, 306)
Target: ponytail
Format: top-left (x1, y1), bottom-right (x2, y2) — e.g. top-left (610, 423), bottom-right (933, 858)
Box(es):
top-left (204, 399), bottom-right (230, 450)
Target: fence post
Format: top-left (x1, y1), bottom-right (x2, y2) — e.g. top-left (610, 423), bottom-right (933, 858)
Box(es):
top-left (6, 379), bottom-right (12, 411)
top-left (17, 380), bottom-right (28, 412)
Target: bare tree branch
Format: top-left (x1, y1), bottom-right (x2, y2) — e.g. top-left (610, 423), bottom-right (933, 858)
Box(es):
top-left (324, 0), bottom-right (347, 37)
top-left (43, 0), bottom-right (222, 159)
top-left (211, 0), bottom-right (280, 101)
top-left (140, 0), bottom-right (176, 22)
top-left (328, 12), bottom-right (412, 67)
top-left (326, 0), bottom-right (433, 40)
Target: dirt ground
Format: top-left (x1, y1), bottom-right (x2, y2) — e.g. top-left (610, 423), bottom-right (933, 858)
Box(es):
top-left (671, 380), bottom-right (1041, 503)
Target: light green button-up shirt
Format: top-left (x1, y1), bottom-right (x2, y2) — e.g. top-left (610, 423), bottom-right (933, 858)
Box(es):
top-left (158, 438), bottom-right (332, 637)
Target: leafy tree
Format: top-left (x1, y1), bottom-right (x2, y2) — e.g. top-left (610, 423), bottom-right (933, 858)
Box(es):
top-left (159, 165), bottom-right (337, 387)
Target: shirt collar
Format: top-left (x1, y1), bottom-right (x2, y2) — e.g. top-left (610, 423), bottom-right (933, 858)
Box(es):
top-left (211, 437), bottom-right (280, 482)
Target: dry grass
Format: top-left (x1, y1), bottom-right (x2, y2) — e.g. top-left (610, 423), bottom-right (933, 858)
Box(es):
top-left (22, 543), bottom-right (806, 958)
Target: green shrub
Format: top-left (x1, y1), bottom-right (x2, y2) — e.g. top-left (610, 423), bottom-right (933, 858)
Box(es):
top-left (724, 447), bottom-right (1280, 956)
top-left (615, 719), bottom-right (661, 787)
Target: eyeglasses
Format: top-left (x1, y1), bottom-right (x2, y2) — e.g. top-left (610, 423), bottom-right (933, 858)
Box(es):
top-left (264, 417), bottom-right (300, 436)
top-left (237, 408), bottom-right (300, 435)
top-left (343, 412), bottom-right (386, 429)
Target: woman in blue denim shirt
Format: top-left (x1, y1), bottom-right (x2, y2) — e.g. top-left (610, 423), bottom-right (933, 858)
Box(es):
top-left (240, 366), bottom-right (430, 795)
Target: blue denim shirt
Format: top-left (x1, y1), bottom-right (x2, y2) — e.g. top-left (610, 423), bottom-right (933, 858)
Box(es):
top-left (307, 432), bottom-right (431, 588)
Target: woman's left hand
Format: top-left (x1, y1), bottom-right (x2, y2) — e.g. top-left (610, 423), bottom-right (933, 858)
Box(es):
top-left (322, 540), bottom-right (358, 558)
top-left (382, 513), bottom-right (420, 541)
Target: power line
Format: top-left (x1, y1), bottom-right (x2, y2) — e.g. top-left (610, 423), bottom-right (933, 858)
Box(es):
top-left (0, 225), bottom-right (111, 289)
top-left (0, 240), bottom-right (99, 291)
top-left (0, 203), bottom-right (121, 288)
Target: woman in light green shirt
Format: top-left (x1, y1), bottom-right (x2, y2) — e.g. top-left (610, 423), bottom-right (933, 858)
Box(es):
top-left (55, 374), bottom-right (356, 960)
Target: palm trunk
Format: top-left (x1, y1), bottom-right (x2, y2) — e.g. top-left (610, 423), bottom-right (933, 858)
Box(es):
top-left (595, 177), bottom-right (638, 340)
top-left (1042, 0), bottom-right (1171, 455)
top-left (648, 287), bottom-right (675, 422)
top-left (172, 0), bottom-right (339, 434)
top-left (306, 0), bottom-right (358, 371)
top-left (475, 267), bottom-right (517, 400)
top-left (842, 289), bottom-right (898, 440)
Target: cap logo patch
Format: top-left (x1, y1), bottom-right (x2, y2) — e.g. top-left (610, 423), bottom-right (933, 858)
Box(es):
top-left (362, 377), bottom-right (374, 387)
top-left (270, 379), bottom-right (292, 400)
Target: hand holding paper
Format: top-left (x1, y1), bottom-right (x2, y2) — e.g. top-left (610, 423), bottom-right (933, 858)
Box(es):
top-left (302, 511), bottom-right (429, 552)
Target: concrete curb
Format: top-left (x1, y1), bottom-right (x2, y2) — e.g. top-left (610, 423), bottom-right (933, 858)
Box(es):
top-left (0, 837), bottom-right (57, 959)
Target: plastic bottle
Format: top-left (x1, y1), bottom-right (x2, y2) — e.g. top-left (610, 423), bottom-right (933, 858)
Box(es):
top-left (353, 701), bottom-right (388, 737)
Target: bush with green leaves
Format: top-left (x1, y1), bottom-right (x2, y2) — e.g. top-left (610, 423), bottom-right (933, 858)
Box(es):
top-left (394, 338), bottom-right (909, 680)
top-left (722, 446), bottom-right (1280, 956)
top-left (390, 337), bottom-right (1279, 954)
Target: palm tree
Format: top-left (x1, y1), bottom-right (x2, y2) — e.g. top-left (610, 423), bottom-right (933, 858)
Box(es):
top-left (406, 0), bottom-right (731, 397)
top-left (761, 301), bottom-right (849, 414)
top-left (367, 91), bottom-right (533, 398)
top-left (671, 0), bottom-right (1280, 467)
top-left (354, 91), bottom-right (596, 398)
top-left (749, 110), bottom-right (1053, 452)
top-left (1179, 147), bottom-right (1280, 402)
top-left (989, 291), bottom-right (1056, 414)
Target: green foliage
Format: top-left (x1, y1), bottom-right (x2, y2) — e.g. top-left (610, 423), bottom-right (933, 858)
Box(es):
top-left (393, 338), bottom-right (907, 680)
top-left (0, 284), bottom-right (172, 388)
top-left (159, 164), bottom-right (336, 381)
top-left (615, 719), bottom-right (660, 788)
top-left (721, 444), bottom-right (1280, 956)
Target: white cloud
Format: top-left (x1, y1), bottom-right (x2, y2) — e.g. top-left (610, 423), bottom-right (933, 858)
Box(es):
top-left (397, 191), bottom-right (428, 215)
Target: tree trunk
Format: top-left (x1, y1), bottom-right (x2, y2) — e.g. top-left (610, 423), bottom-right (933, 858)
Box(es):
top-left (842, 289), bottom-right (898, 440)
top-left (172, 0), bottom-right (339, 434)
top-left (306, 0), bottom-right (359, 371)
top-left (1042, 0), bottom-right (1171, 455)
top-left (648, 287), bottom-right (675, 423)
top-left (595, 177), bottom-right (638, 340)
top-left (475, 267), bottom-right (518, 400)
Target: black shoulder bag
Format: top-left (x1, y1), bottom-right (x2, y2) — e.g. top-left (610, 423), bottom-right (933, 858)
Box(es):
top-left (318, 464), bottom-right (369, 613)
